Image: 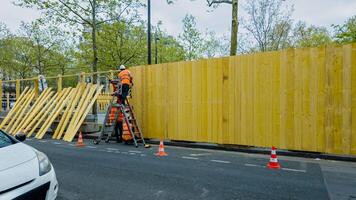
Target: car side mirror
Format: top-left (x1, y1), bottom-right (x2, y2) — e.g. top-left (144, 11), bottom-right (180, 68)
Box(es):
top-left (15, 133), bottom-right (26, 142)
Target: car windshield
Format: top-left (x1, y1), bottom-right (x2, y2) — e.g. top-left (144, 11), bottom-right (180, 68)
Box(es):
top-left (0, 130), bottom-right (15, 148)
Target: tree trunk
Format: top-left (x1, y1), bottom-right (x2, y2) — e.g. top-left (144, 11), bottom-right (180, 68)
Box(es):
top-left (230, 0), bottom-right (238, 56)
top-left (91, 0), bottom-right (98, 116)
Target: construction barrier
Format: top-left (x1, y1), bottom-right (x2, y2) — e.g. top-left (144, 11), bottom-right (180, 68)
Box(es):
top-left (129, 43), bottom-right (356, 156)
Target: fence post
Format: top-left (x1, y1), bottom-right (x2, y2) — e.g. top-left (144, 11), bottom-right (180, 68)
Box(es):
top-left (6, 93), bottom-right (10, 111)
top-left (16, 79), bottom-right (20, 100)
top-left (34, 79), bottom-right (39, 98)
top-left (0, 80), bottom-right (2, 112)
top-left (109, 70), bottom-right (114, 93)
top-left (57, 74), bottom-right (62, 92)
top-left (79, 72), bottom-right (85, 83)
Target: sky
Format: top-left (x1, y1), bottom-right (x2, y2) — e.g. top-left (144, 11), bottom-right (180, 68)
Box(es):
top-left (1, 0), bottom-right (356, 37)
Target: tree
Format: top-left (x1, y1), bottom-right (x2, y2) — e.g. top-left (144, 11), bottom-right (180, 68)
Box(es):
top-left (206, 0), bottom-right (238, 56)
top-left (79, 20), bottom-right (147, 71)
top-left (16, 0), bottom-right (143, 115)
top-left (179, 14), bottom-right (203, 60)
top-left (243, 0), bottom-right (293, 52)
top-left (19, 19), bottom-right (64, 75)
top-left (333, 16), bottom-right (356, 44)
top-left (292, 21), bottom-right (331, 48)
top-left (153, 22), bottom-right (185, 63)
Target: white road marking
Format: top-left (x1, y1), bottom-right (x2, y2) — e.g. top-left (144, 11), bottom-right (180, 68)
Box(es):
top-left (121, 152), bottom-right (128, 154)
top-left (86, 146), bottom-right (97, 149)
top-left (140, 154), bottom-right (146, 157)
top-left (281, 168), bottom-right (306, 173)
top-left (182, 156), bottom-right (199, 160)
top-left (190, 153), bottom-right (211, 157)
top-left (68, 144), bottom-right (75, 146)
top-left (27, 138), bottom-right (32, 141)
top-left (52, 142), bottom-right (61, 145)
top-left (210, 160), bottom-right (231, 164)
top-left (39, 140), bottom-right (47, 143)
top-left (244, 163), bottom-right (263, 167)
top-left (244, 163), bottom-right (306, 173)
top-left (129, 150), bottom-right (142, 154)
top-left (106, 148), bottom-right (119, 151)
top-left (129, 153), bottom-right (136, 155)
top-left (106, 151), bottom-right (114, 153)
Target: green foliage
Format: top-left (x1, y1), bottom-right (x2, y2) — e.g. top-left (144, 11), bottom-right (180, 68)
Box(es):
top-left (333, 16), bottom-right (356, 44)
top-left (292, 21), bottom-right (332, 48)
top-left (179, 14), bottom-right (203, 60)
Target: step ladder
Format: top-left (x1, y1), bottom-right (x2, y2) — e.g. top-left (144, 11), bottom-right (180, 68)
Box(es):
top-left (93, 89), bottom-right (149, 148)
top-left (93, 96), bottom-right (121, 145)
top-left (122, 98), bottom-right (149, 148)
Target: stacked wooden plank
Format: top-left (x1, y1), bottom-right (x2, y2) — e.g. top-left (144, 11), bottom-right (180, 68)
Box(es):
top-left (0, 83), bottom-right (103, 142)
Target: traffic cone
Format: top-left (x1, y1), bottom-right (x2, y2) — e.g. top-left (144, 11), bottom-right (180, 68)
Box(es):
top-left (76, 132), bottom-right (85, 147)
top-left (267, 146), bottom-right (281, 169)
top-left (155, 141), bottom-right (168, 156)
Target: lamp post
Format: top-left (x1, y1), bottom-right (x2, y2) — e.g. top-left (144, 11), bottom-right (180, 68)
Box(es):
top-left (147, 0), bottom-right (152, 65)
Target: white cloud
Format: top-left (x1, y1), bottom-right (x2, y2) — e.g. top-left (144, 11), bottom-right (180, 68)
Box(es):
top-left (0, 0), bottom-right (41, 32)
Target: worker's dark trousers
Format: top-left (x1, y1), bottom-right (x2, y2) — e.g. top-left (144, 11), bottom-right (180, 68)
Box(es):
top-left (114, 121), bottom-right (123, 142)
top-left (120, 84), bottom-right (130, 105)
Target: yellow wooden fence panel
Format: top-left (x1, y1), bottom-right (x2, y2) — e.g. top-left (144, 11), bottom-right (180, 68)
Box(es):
top-left (128, 43), bottom-right (356, 155)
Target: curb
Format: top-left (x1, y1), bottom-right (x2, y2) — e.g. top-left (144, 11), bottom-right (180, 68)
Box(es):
top-left (145, 140), bottom-right (356, 163)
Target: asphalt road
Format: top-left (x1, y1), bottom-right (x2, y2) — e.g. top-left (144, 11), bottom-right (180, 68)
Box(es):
top-left (25, 138), bottom-right (356, 200)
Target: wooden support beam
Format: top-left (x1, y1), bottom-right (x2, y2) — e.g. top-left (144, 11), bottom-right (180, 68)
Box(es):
top-left (15, 80), bottom-right (20, 99)
top-left (0, 80), bottom-right (2, 112)
top-left (14, 89), bottom-right (52, 134)
top-left (57, 74), bottom-right (62, 93)
top-left (33, 89), bottom-right (69, 138)
top-left (7, 90), bottom-right (36, 134)
top-left (26, 92), bottom-right (57, 137)
top-left (0, 88), bottom-right (31, 130)
top-left (64, 85), bottom-right (103, 142)
top-left (53, 84), bottom-right (85, 139)
top-left (36, 88), bottom-right (73, 139)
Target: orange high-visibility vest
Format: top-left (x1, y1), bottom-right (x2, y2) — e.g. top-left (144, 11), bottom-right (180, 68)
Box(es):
top-left (118, 69), bottom-right (132, 85)
top-left (122, 122), bottom-right (133, 141)
top-left (108, 107), bottom-right (123, 123)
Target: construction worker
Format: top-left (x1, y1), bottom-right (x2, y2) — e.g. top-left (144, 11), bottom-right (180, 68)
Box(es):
top-left (118, 65), bottom-right (132, 105)
top-left (114, 112), bottom-right (124, 143)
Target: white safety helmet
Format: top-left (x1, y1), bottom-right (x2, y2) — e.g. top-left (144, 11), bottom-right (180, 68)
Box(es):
top-left (119, 65), bottom-right (126, 70)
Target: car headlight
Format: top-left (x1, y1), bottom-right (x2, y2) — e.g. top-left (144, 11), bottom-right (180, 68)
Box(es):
top-left (35, 150), bottom-right (52, 176)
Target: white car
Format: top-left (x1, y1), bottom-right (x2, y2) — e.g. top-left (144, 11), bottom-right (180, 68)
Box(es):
top-left (0, 130), bottom-right (58, 200)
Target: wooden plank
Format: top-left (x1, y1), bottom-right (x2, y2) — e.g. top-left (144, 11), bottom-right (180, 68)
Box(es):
top-left (325, 44), bottom-right (335, 153)
top-left (13, 88), bottom-right (52, 134)
top-left (63, 84), bottom-right (93, 140)
top-left (26, 92), bottom-right (58, 137)
top-left (6, 90), bottom-right (35, 134)
top-left (65, 85), bottom-right (96, 136)
top-left (30, 89), bottom-right (68, 138)
top-left (36, 88), bottom-right (73, 139)
top-left (63, 85), bottom-right (103, 142)
top-left (0, 87), bottom-right (29, 129)
top-left (54, 84), bottom-right (84, 139)
top-left (0, 80), bottom-right (2, 112)
top-left (351, 43), bottom-right (356, 155)
top-left (342, 44), bottom-right (352, 154)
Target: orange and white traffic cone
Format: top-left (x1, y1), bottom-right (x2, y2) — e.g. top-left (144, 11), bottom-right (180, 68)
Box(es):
top-left (267, 146), bottom-right (281, 169)
top-left (155, 141), bottom-right (168, 156)
top-left (76, 132), bottom-right (85, 147)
